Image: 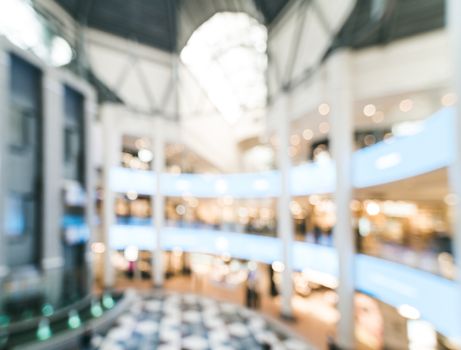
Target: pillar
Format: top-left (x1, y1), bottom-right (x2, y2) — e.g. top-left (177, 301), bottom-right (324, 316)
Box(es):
top-left (39, 71), bottom-right (66, 306)
top-left (41, 72), bottom-right (64, 271)
top-left (84, 91), bottom-right (97, 287)
top-left (0, 42), bottom-right (9, 279)
top-left (102, 111), bottom-right (119, 288)
top-left (277, 93), bottom-right (294, 318)
top-left (447, 0), bottom-right (461, 345)
top-left (152, 118), bottom-right (165, 287)
top-left (329, 49), bottom-right (355, 349)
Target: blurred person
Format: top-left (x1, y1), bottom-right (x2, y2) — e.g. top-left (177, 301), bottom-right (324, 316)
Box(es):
top-left (246, 266), bottom-right (260, 309)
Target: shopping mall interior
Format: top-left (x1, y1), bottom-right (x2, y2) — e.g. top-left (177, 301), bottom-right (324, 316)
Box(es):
top-left (0, 0), bottom-right (461, 349)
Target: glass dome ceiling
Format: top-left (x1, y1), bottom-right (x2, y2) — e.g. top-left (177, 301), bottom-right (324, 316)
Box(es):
top-left (180, 12), bottom-right (268, 124)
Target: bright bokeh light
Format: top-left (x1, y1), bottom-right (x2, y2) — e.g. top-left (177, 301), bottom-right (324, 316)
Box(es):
top-left (399, 98), bottom-right (414, 112)
top-left (441, 92), bottom-right (456, 106)
top-left (365, 201), bottom-right (380, 216)
top-left (392, 120), bottom-right (424, 136)
top-left (138, 148), bottom-right (153, 162)
top-left (0, 0), bottom-right (43, 51)
top-left (302, 129), bottom-right (313, 140)
top-left (363, 103), bottom-right (376, 117)
top-left (318, 103), bottom-right (330, 116)
top-left (272, 260), bottom-right (285, 272)
top-left (50, 36), bottom-right (73, 67)
top-left (398, 304), bottom-right (421, 320)
top-left (0, 0), bottom-right (72, 66)
top-left (124, 245), bottom-right (139, 262)
top-left (181, 12), bottom-right (268, 124)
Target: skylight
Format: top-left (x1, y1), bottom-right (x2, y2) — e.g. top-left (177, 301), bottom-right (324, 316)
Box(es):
top-left (181, 12), bottom-right (268, 124)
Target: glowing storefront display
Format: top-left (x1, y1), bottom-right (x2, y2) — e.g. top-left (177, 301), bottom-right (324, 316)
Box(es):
top-left (109, 225), bottom-right (337, 275)
top-left (107, 107), bottom-right (460, 340)
top-left (354, 108), bottom-right (455, 188)
top-left (356, 254), bottom-right (461, 341)
top-left (109, 224), bottom-right (460, 339)
top-left (110, 107), bottom-right (455, 197)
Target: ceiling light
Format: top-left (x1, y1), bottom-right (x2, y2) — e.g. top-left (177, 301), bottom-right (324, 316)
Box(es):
top-left (363, 104), bottom-right (376, 117)
top-left (175, 204), bottom-right (186, 216)
top-left (365, 201), bottom-right (380, 216)
top-left (318, 103), bottom-right (330, 116)
top-left (399, 99), bottom-right (413, 112)
top-left (302, 129), bottom-right (313, 140)
top-left (138, 149), bottom-right (153, 162)
top-left (441, 93), bottom-right (457, 107)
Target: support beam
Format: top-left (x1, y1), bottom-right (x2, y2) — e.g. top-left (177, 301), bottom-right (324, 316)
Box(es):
top-left (277, 93), bottom-right (294, 319)
top-left (152, 118), bottom-right (165, 287)
top-left (329, 50), bottom-right (355, 349)
top-left (283, 0), bottom-right (310, 87)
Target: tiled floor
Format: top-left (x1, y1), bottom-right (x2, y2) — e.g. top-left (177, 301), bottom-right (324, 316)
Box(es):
top-left (110, 274), bottom-right (338, 350)
top-left (90, 292), bottom-right (313, 350)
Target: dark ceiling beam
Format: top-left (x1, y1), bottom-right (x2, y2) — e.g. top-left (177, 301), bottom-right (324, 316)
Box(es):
top-left (55, 0), bottom-right (290, 52)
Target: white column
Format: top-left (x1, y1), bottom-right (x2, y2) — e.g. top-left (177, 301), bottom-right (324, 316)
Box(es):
top-left (39, 71), bottom-right (66, 307)
top-left (102, 112), bottom-right (119, 288)
top-left (41, 72), bottom-right (64, 271)
top-left (0, 43), bottom-right (9, 279)
top-left (84, 92), bottom-right (97, 283)
top-left (152, 118), bottom-right (165, 287)
top-left (447, 1), bottom-right (461, 345)
top-left (329, 50), bottom-right (355, 349)
top-left (277, 93), bottom-right (294, 318)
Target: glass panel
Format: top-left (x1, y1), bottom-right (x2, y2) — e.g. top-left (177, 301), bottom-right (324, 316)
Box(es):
top-left (4, 193), bottom-right (25, 237)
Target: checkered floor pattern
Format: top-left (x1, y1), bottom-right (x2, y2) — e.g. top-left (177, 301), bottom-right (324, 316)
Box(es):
top-left (90, 293), bottom-right (313, 350)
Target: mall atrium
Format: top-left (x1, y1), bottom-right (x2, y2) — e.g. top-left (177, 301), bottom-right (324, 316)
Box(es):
top-left (0, 0), bottom-right (460, 349)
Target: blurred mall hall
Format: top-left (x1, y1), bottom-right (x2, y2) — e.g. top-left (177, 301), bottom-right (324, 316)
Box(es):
top-left (0, 0), bottom-right (460, 349)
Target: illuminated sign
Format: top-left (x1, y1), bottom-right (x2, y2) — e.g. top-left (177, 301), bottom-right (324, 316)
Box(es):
top-left (356, 254), bottom-right (461, 340)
